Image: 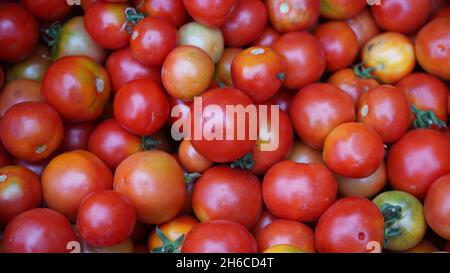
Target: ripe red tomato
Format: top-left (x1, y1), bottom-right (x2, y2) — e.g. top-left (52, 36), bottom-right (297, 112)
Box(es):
top-left (81, 239), bottom-right (135, 253)
top-left (346, 8), bottom-right (380, 48)
top-left (42, 56), bottom-right (111, 122)
top-left (133, 0), bottom-right (189, 28)
top-left (42, 150), bottom-right (113, 221)
top-left (77, 190), bottom-right (136, 247)
top-left (231, 47), bottom-right (285, 102)
top-left (415, 18), bottom-right (450, 81)
top-left (130, 17), bottom-right (178, 66)
top-left (315, 197), bottom-right (385, 253)
top-left (61, 122), bottom-right (96, 152)
top-left (0, 79), bottom-right (42, 117)
top-left (181, 220), bottom-right (257, 253)
top-left (114, 150), bottom-right (186, 224)
top-left (192, 166), bottom-right (262, 228)
top-left (424, 174), bottom-right (450, 240)
top-left (0, 4), bottom-right (38, 63)
top-left (256, 219), bottom-right (315, 253)
top-left (178, 139), bottom-right (212, 173)
top-left (5, 45), bottom-right (52, 83)
top-left (0, 166), bottom-right (41, 227)
top-left (3, 208), bottom-right (77, 253)
top-left (221, 0), bottom-right (267, 47)
top-left (266, 0), bottom-right (320, 33)
top-left (215, 47), bottom-right (243, 88)
top-left (287, 141), bottom-right (323, 164)
top-left (0, 102), bottom-right (63, 163)
top-left (22, 0), bottom-right (73, 21)
top-left (371, 0), bottom-right (431, 34)
top-left (148, 215), bottom-right (198, 252)
top-left (183, 0), bottom-right (237, 27)
top-left (387, 129), bottom-right (450, 199)
top-left (320, 0), bottom-right (366, 20)
top-left (272, 32), bottom-right (326, 90)
top-left (290, 83), bottom-right (355, 149)
top-left (252, 26), bottom-right (281, 48)
top-left (251, 210), bottom-right (278, 238)
top-left (323, 122), bottom-right (385, 178)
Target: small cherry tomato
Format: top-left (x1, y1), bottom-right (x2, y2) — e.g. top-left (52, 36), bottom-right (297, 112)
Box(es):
top-left (61, 122), bottom-right (96, 152)
top-left (346, 8), bottom-right (380, 49)
top-left (182, 0), bottom-right (237, 28)
top-left (424, 174), bottom-right (450, 240)
top-left (252, 26), bottom-right (281, 48)
top-left (266, 0), bottom-right (320, 33)
top-left (320, 0), bottom-right (366, 20)
top-left (133, 0), bottom-right (189, 28)
top-left (337, 161), bottom-right (387, 198)
top-left (178, 139), bottom-right (213, 173)
top-left (22, 0), bottom-right (73, 21)
top-left (5, 45), bottom-right (51, 83)
top-left (0, 79), bottom-right (42, 117)
top-left (215, 47), bottom-right (243, 88)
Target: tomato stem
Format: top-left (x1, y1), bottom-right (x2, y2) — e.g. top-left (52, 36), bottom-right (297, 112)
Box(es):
top-left (141, 136), bottom-right (162, 150)
top-left (122, 7), bottom-right (145, 34)
top-left (151, 226), bottom-right (184, 253)
top-left (184, 172), bottom-right (201, 185)
top-left (353, 63), bottom-right (378, 81)
top-left (411, 105), bottom-right (447, 129)
top-left (380, 203), bottom-right (403, 244)
top-left (43, 22), bottom-right (62, 48)
top-left (230, 153), bottom-right (254, 170)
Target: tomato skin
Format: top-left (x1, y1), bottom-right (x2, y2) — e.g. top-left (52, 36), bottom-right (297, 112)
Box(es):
top-left (3, 208), bottom-right (77, 253)
top-left (264, 244), bottom-right (303, 253)
top-left (182, 0), bottom-right (237, 28)
top-left (387, 129), bottom-right (450, 199)
top-left (265, 89), bottom-right (293, 113)
top-left (22, 0), bottom-right (73, 21)
top-left (315, 197), bottom-right (385, 253)
top-left (221, 0), bottom-right (267, 47)
top-left (231, 47), bottom-right (285, 103)
top-left (5, 45), bottom-right (51, 83)
top-left (252, 26), bottom-right (281, 48)
top-left (323, 122), bottom-right (385, 178)
top-left (371, 0), bottom-right (430, 34)
top-left (178, 139), bottom-right (212, 173)
top-left (402, 239), bottom-right (439, 253)
top-left (288, 141), bottom-right (323, 164)
top-left (215, 47), bottom-right (243, 88)
top-left (290, 83), bottom-right (355, 150)
top-left (0, 166), bottom-right (41, 227)
top-left (266, 0), bottom-right (320, 33)
top-left (148, 215), bottom-right (198, 251)
top-left (424, 174), bottom-right (450, 240)
top-left (81, 239), bottom-right (134, 253)
top-left (0, 79), bottom-right (42, 117)
top-left (133, 0), bottom-right (189, 28)
top-left (434, 5), bottom-right (450, 19)
top-left (181, 220), bottom-right (258, 253)
top-left (113, 79), bottom-right (169, 136)
top-left (251, 210), bottom-right (278, 238)
top-left (0, 143), bottom-right (10, 168)
top-left (42, 150), bottom-right (113, 222)
top-left (273, 32), bottom-right (326, 90)
top-left (256, 219), bottom-right (315, 253)
top-left (0, 4), bottom-right (38, 63)
top-left (320, 0), bottom-right (366, 20)
top-left (13, 157), bottom-right (51, 178)
top-left (346, 8), bottom-right (380, 48)
top-left (61, 122), bottom-right (96, 152)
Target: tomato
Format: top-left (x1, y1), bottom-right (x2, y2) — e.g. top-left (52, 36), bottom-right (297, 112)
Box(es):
top-left (221, 0), bottom-right (267, 47)
top-left (22, 0), bottom-right (72, 21)
top-left (346, 8), bottom-right (380, 48)
top-left (430, 0), bottom-right (447, 15)
top-left (133, 0), bottom-right (188, 28)
top-left (130, 17), bottom-right (178, 66)
top-left (183, 0), bottom-right (237, 27)
top-left (3, 208), bottom-right (77, 253)
top-left (0, 166), bottom-right (41, 227)
top-left (189, 88), bottom-right (257, 163)
top-left (327, 68), bottom-right (379, 105)
top-left (256, 219), bottom-right (315, 253)
top-left (51, 16), bottom-right (108, 64)
top-left (81, 0), bottom-right (101, 10)
top-left (320, 0), bottom-right (366, 20)
top-left (231, 47), bottom-right (285, 102)
top-left (415, 18), bottom-right (450, 81)
top-left (371, 0), bottom-right (430, 34)
top-left (168, 96), bottom-right (191, 134)
top-left (402, 239), bottom-right (440, 253)
top-left (162, 45), bottom-right (214, 101)
top-left (106, 47), bottom-right (161, 94)
top-left (81, 239), bottom-right (135, 253)
top-left (424, 174), bottom-right (450, 240)
top-left (61, 122), bottom-right (96, 152)
top-left (42, 150), bottom-right (113, 221)
top-left (362, 32), bottom-right (415, 84)
top-left (5, 45), bottom-right (51, 83)
top-left (264, 244), bottom-right (303, 253)
top-left (0, 102), bottom-right (63, 163)
top-left (315, 197), bottom-right (385, 253)
top-left (182, 27), bottom-right (222, 69)
top-left (357, 85), bottom-right (411, 143)
top-left (0, 79), bottom-right (42, 117)
top-left (192, 166), bottom-right (262, 228)
top-left (0, 4), bottom-right (38, 63)
top-left (148, 215), bottom-right (198, 253)
top-left (181, 220), bottom-right (257, 253)
top-left (113, 79), bottom-right (169, 136)
top-left (323, 122), bottom-right (385, 178)
top-left (13, 156), bottom-right (51, 178)
top-left (251, 210), bottom-right (277, 238)
top-left (288, 141), bottom-right (323, 164)
top-left (434, 5), bottom-right (450, 19)
top-left (265, 88), bottom-right (293, 112)
top-left (337, 161), bottom-right (387, 198)
top-left (273, 32), bottom-right (326, 90)
top-left (290, 83), bottom-right (355, 149)
top-left (252, 26), bottom-right (281, 48)
top-left (178, 139), bottom-right (212, 173)
top-left (42, 56), bottom-right (111, 122)
top-left (215, 47), bottom-right (243, 88)
top-left (114, 151), bottom-right (186, 224)
top-left (266, 0), bottom-right (320, 33)
top-left (387, 129), bottom-right (450, 199)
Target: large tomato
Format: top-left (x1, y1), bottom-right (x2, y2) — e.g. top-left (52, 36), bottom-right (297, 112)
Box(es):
top-left (133, 0), bottom-right (189, 28)
top-left (320, 0), bottom-right (366, 20)
top-left (266, 0), bottom-right (320, 33)
top-left (424, 174), bottom-right (450, 240)
top-left (346, 8), bottom-right (380, 48)
top-left (60, 122), bottom-right (96, 152)
top-left (182, 0), bottom-right (237, 27)
top-left (5, 45), bottom-right (51, 83)
top-left (178, 139), bottom-right (212, 173)
top-left (337, 162), bottom-right (387, 199)
top-left (315, 197), bottom-right (385, 253)
top-left (0, 79), bottom-right (42, 117)
top-left (22, 0), bottom-right (73, 21)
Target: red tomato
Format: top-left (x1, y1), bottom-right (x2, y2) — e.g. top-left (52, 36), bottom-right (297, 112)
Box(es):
top-left (148, 215), bottom-right (198, 252)
top-left (266, 0), bottom-right (320, 33)
top-left (252, 26), bottom-right (281, 48)
top-left (3, 208), bottom-right (77, 253)
top-left (434, 5), bottom-right (450, 19)
top-left (81, 0), bottom-right (101, 10)
top-left (0, 79), bottom-right (42, 117)
top-left (231, 47), bottom-right (285, 102)
top-left (287, 141), bottom-right (323, 164)
top-left (42, 150), bottom-right (113, 222)
top-left (371, 0), bottom-right (430, 34)
top-left (168, 95), bottom-right (191, 129)
top-left (272, 32), bottom-right (326, 90)
top-left (13, 156), bottom-right (51, 178)
top-left (0, 4), bottom-right (38, 63)
top-left (323, 122), bottom-right (385, 178)
top-left (133, 0), bottom-right (189, 28)
top-left (346, 8), bottom-right (380, 48)
top-left (183, 0), bottom-right (237, 27)
top-left (320, 0), bottom-right (367, 20)
top-left (130, 17), bottom-right (178, 66)
top-left (178, 139), bottom-right (212, 173)
top-left (256, 219), bottom-right (315, 253)
top-left (0, 142), bottom-right (10, 168)
top-left (0, 166), bottom-right (41, 227)
top-left (424, 174), bottom-right (450, 240)
top-left (388, 129), bottom-right (450, 199)
top-left (221, 0), bottom-right (267, 47)
top-left (290, 83), bottom-right (355, 149)
top-left (61, 122), bottom-right (96, 152)
top-left (181, 220), bottom-right (257, 253)
top-left (263, 161), bottom-right (337, 222)
top-left (265, 89), bottom-right (294, 113)
top-left (22, 0), bottom-right (72, 21)
top-left (113, 79), bottom-right (169, 136)
top-left (251, 210), bottom-right (278, 238)
top-left (77, 190), bottom-right (136, 247)
top-left (215, 47), bottom-right (243, 88)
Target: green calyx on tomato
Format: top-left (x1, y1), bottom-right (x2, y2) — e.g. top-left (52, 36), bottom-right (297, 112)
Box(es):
top-left (353, 63), bottom-right (378, 81)
top-left (276, 72), bottom-right (285, 81)
top-left (43, 22), bottom-right (62, 48)
top-left (141, 136), bottom-right (162, 151)
top-left (122, 7), bottom-right (145, 34)
top-left (380, 203), bottom-right (403, 243)
top-left (230, 153), bottom-right (254, 170)
top-left (411, 105), bottom-right (447, 129)
top-left (151, 226), bottom-right (184, 253)
top-left (184, 172), bottom-right (201, 185)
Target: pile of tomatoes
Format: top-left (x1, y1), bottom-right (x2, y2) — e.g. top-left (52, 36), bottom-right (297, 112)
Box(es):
top-left (0, 0), bottom-right (449, 254)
